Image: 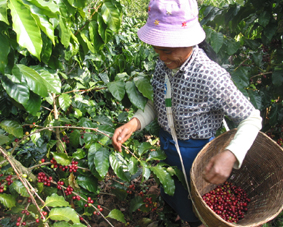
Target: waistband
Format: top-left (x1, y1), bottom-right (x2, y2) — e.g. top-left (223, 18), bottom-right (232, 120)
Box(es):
top-left (159, 128), bottom-right (213, 148)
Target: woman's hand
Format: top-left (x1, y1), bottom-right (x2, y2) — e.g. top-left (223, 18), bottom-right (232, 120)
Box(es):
top-left (112, 118), bottom-right (141, 152)
top-left (203, 150), bottom-right (237, 185)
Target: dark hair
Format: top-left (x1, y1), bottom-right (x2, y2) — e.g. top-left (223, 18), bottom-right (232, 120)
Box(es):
top-left (198, 40), bottom-right (219, 63)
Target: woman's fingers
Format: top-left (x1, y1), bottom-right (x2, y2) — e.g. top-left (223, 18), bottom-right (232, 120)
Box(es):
top-left (203, 150), bottom-right (237, 185)
top-left (112, 118), bottom-right (141, 152)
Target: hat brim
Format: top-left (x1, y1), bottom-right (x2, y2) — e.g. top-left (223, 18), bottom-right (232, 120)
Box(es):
top-left (137, 21), bottom-right (206, 48)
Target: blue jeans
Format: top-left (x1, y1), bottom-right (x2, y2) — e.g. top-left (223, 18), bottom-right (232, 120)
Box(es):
top-left (159, 128), bottom-right (214, 222)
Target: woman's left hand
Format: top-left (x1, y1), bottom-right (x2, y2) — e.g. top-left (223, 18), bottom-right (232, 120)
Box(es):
top-left (203, 150), bottom-right (237, 185)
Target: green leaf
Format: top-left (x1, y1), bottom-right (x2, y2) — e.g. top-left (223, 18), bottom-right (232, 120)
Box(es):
top-left (1, 75), bottom-right (30, 106)
top-left (76, 175), bottom-right (98, 193)
top-left (210, 31), bottom-right (223, 54)
top-left (9, 0), bottom-right (42, 60)
top-left (69, 130), bottom-right (80, 148)
top-left (129, 196), bottom-right (143, 213)
top-left (92, 116), bottom-right (113, 126)
top-left (128, 156), bottom-right (138, 175)
top-left (43, 194), bottom-right (70, 208)
top-left (138, 142), bottom-right (153, 156)
top-left (24, 91), bottom-right (41, 116)
top-left (125, 81), bottom-right (147, 110)
top-left (231, 67), bottom-right (250, 89)
top-left (10, 181), bottom-right (29, 197)
top-left (258, 11), bottom-right (271, 27)
top-left (150, 164), bottom-right (175, 196)
top-left (0, 31), bottom-right (10, 73)
top-left (91, 146), bottom-right (110, 178)
top-left (97, 14), bottom-right (111, 44)
top-left (140, 161), bottom-right (151, 181)
top-left (107, 81), bottom-right (125, 101)
top-left (251, 52), bottom-right (263, 66)
top-left (244, 39), bottom-right (260, 51)
top-left (51, 152), bottom-right (72, 166)
top-left (89, 20), bottom-right (104, 52)
top-left (59, 17), bottom-right (71, 48)
top-left (109, 153), bottom-right (131, 182)
top-left (77, 117), bottom-right (96, 128)
top-left (72, 148), bottom-right (86, 159)
top-left (147, 149), bottom-right (167, 161)
top-left (58, 0), bottom-right (76, 18)
top-left (101, 1), bottom-right (121, 33)
top-left (171, 166), bottom-right (187, 188)
top-left (97, 125), bottom-right (114, 137)
top-left (49, 207), bottom-right (80, 224)
top-left (79, 32), bottom-right (95, 53)
top-left (247, 90), bottom-right (262, 110)
top-left (24, 0), bottom-right (59, 17)
top-left (272, 68), bottom-right (283, 87)
top-left (226, 39), bottom-right (240, 56)
top-left (0, 120), bottom-right (23, 138)
top-left (263, 23), bottom-right (277, 43)
top-left (0, 134), bottom-right (9, 145)
top-left (13, 64), bottom-right (49, 97)
top-left (107, 209), bottom-right (126, 224)
top-left (30, 66), bottom-right (61, 94)
top-left (0, 0), bottom-right (9, 24)
top-left (0, 193), bottom-right (16, 208)
top-left (53, 223), bottom-right (86, 227)
top-left (133, 75), bottom-right (154, 101)
top-left (67, 0), bottom-right (87, 8)
top-left (26, 2), bottom-right (55, 45)
top-left (53, 222), bottom-right (72, 227)
top-left (88, 143), bottom-right (103, 179)
top-left (59, 93), bottom-right (72, 111)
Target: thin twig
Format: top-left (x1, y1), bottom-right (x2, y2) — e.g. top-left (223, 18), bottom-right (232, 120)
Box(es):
top-left (250, 71), bottom-right (272, 79)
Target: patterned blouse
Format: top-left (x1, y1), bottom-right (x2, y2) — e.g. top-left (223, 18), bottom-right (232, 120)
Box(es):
top-left (152, 45), bottom-right (254, 140)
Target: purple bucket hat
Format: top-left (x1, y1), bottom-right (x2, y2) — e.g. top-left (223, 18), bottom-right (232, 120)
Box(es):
top-left (137, 0), bottom-right (205, 47)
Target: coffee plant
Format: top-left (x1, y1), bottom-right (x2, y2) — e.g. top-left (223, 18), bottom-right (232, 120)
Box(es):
top-left (0, 0), bottom-right (282, 226)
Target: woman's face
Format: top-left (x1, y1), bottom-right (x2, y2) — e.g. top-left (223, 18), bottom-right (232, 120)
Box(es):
top-left (152, 46), bottom-right (193, 69)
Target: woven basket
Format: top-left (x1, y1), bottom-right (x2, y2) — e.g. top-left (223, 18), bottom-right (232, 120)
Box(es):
top-left (190, 129), bottom-right (283, 227)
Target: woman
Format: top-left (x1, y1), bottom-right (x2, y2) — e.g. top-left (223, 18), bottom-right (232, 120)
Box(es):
top-left (112, 0), bottom-right (262, 226)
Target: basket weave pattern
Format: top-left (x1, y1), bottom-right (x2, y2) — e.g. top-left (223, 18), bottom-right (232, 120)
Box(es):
top-left (191, 129), bottom-right (283, 227)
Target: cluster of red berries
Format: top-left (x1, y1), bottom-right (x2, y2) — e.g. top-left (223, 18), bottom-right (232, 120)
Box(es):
top-left (143, 196), bottom-right (157, 211)
top-left (21, 210), bottom-right (30, 215)
top-left (37, 172), bottom-right (52, 186)
top-left (64, 185), bottom-right (74, 195)
top-left (0, 186), bottom-right (4, 193)
top-left (69, 161), bottom-right (79, 172)
top-left (202, 181), bottom-right (250, 223)
top-left (72, 195), bottom-right (81, 201)
top-left (61, 135), bottom-right (70, 143)
top-left (57, 161), bottom-right (79, 172)
top-left (50, 158), bottom-right (59, 168)
top-left (84, 197), bottom-right (94, 207)
top-left (16, 217), bottom-right (26, 226)
top-left (57, 181), bottom-right (64, 190)
top-left (6, 175), bottom-right (13, 185)
top-left (93, 205), bottom-right (103, 215)
top-left (126, 184), bottom-right (135, 194)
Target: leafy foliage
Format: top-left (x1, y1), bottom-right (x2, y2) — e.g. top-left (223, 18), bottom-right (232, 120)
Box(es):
top-left (0, 0), bottom-right (282, 226)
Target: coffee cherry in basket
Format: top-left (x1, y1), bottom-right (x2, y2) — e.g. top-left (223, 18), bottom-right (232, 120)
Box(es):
top-left (202, 181), bottom-right (250, 223)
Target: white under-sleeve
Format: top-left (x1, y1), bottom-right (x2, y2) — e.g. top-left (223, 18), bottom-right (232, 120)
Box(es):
top-left (225, 109), bottom-right (262, 169)
top-left (132, 100), bottom-right (157, 130)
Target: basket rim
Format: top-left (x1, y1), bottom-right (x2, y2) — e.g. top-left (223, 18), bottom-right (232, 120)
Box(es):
top-left (190, 129), bottom-right (283, 227)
